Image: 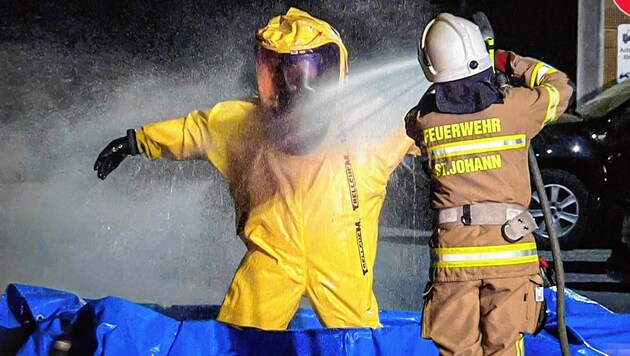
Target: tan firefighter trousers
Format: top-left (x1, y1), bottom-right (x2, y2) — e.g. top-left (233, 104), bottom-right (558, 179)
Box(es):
top-left (422, 274), bottom-right (545, 356)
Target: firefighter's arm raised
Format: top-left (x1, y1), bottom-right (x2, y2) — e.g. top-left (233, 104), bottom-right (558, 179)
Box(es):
top-left (495, 50), bottom-right (574, 128)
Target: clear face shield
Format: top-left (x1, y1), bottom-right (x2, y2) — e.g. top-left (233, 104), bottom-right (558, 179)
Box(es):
top-left (256, 47), bottom-right (338, 111)
top-left (255, 45), bottom-right (339, 154)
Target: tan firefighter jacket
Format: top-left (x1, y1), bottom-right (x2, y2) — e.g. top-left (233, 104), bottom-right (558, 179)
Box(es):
top-left (406, 54), bottom-right (574, 282)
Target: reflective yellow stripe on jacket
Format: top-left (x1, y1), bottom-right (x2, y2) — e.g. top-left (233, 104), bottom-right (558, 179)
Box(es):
top-left (529, 62), bottom-right (561, 125)
top-left (431, 242), bottom-right (538, 268)
top-left (541, 83), bottom-right (561, 125)
top-left (428, 134), bottom-right (526, 160)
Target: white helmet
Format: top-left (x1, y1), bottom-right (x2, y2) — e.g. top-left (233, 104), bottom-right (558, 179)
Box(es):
top-left (419, 13), bottom-right (492, 83)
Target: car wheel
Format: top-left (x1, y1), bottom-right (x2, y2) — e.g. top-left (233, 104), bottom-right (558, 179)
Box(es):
top-left (528, 169), bottom-right (592, 250)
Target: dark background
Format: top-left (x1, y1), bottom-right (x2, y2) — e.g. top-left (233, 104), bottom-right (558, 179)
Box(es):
top-left (1, 0), bottom-right (578, 80)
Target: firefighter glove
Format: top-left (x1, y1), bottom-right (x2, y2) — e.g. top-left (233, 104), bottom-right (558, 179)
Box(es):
top-left (494, 50), bottom-right (515, 75)
top-left (94, 129), bottom-right (139, 180)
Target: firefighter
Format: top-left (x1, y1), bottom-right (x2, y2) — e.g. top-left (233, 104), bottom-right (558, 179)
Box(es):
top-left (93, 8), bottom-right (417, 330)
top-left (405, 13), bottom-right (574, 355)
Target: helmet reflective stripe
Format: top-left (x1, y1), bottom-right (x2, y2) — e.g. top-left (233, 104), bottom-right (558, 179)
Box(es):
top-left (431, 242), bottom-right (538, 268)
top-left (428, 134), bottom-right (526, 160)
top-left (419, 13), bottom-right (492, 83)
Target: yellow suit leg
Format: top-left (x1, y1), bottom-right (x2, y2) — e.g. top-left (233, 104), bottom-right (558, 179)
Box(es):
top-left (217, 248), bottom-right (304, 330)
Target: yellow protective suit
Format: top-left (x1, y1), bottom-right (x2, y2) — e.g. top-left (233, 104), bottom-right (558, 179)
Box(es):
top-left (133, 8), bottom-right (417, 330)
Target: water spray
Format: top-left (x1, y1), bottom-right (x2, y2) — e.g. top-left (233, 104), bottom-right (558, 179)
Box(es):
top-left (292, 56), bottom-right (428, 153)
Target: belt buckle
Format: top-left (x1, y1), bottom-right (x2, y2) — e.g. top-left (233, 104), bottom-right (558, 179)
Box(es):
top-left (460, 204), bottom-right (472, 226)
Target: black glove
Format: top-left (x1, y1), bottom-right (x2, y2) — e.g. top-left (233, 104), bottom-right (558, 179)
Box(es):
top-left (94, 129), bottom-right (139, 180)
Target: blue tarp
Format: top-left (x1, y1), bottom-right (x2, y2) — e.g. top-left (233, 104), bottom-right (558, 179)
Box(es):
top-left (2, 284), bottom-right (630, 355)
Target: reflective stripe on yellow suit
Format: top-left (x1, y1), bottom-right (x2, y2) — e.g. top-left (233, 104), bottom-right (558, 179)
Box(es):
top-left (135, 100), bottom-right (417, 329)
top-left (422, 274), bottom-right (541, 356)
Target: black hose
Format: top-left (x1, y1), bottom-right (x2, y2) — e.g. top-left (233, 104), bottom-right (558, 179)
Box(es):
top-left (528, 146), bottom-right (570, 356)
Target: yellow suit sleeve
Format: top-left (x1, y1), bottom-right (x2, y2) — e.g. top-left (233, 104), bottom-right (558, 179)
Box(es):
top-left (134, 100), bottom-right (256, 177)
top-left (370, 126), bottom-right (420, 178)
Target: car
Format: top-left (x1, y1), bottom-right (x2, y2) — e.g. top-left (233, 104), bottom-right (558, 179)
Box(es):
top-left (529, 81), bottom-right (630, 249)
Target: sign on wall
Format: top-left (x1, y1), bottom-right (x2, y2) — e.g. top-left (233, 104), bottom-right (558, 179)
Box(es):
top-left (614, 0), bottom-right (630, 16)
top-left (618, 24), bottom-right (630, 83)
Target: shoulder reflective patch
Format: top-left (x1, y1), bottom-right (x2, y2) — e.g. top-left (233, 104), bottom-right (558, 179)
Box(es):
top-left (530, 62), bottom-right (557, 87)
top-left (541, 83), bottom-right (560, 125)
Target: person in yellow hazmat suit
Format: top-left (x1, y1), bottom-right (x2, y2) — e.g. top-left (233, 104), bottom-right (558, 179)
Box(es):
top-left (93, 8), bottom-right (417, 330)
top-left (405, 13), bottom-right (574, 355)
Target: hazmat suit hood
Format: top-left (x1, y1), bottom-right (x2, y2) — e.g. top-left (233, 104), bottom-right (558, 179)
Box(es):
top-left (254, 8), bottom-right (348, 155)
top-left (256, 8), bottom-right (348, 80)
